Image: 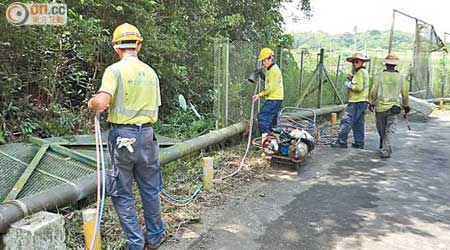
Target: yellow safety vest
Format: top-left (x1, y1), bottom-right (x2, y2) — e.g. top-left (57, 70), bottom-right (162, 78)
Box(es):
top-left (369, 71), bottom-right (409, 112)
top-left (257, 64), bottom-right (284, 100)
top-left (99, 55), bottom-right (161, 124)
top-left (348, 68), bottom-right (369, 103)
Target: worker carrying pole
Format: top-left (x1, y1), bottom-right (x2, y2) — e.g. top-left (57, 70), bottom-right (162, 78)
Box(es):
top-left (88, 23), bottom-right (166, 250)
top-left (369, 53), bottom-right (410, 158)
top-left (331, 52), bottom-right (370, 149)
top-left (252, 48), bottom-right (284, 135)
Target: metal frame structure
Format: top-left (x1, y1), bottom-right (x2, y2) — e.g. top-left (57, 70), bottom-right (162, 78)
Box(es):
top-left (388, 9), bottom-right (434, 53)
top-left (296, 48), bottom-right (344, 108)
top-left (444, 33), bottom-right (450, 96)
top-left (388, 9), bottom-right (447, 98)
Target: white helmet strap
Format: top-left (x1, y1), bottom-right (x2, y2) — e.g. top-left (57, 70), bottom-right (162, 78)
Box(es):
top-left (113, 43), bottom-right (138, 49)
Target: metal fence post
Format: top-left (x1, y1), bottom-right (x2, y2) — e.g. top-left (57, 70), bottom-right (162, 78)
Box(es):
top-left (224, 38), bottom-right (230, 126)
top-left (277, 44), bottom-right (283, 70)
top-left (317, 48), bottom-right (324, 108)
top-left (299, 50), bottom-right (305, 95)
top-left (388, 10), bottom-right (396, 53)
top-left (442, 51), bottom-right (446, 97)
top-left (334, 54), bottom-right (341, 104)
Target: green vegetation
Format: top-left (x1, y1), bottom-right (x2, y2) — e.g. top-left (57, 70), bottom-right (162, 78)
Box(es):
top-left (292, 30), bottom-right (415, 51)
top-left (287, 30), bottom-right (450, 103)
top-left (0, 0), bottom-right (312, 143)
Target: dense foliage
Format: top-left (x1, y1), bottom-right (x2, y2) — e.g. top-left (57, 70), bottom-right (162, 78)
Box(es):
top-left (0, 0), bottom-right (311, 143)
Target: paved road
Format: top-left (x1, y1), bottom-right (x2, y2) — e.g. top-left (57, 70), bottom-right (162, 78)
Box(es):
top-left (163, 111), bottom-right (450, 250)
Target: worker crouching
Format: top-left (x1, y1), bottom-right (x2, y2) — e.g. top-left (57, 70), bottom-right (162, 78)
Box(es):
top-left (369, 53), bottom-right (410, 158)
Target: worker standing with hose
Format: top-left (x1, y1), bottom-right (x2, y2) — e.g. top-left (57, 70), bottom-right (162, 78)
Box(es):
top-left (331, 52), bottom-right (370, 149)
top-left (369, 53), bottom-right (410, 158)
top-left (252, 48), bottom-right (284, 134)
top-left (88, 23), bottom-right (165, 250)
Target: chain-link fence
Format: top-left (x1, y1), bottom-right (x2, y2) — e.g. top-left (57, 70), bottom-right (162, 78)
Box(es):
top-left (214, 39), bottom-right (257, 128)
top-left (213, 39), bottom-right (347, 128)
top-left (213, 23), bottom-right (448, 127)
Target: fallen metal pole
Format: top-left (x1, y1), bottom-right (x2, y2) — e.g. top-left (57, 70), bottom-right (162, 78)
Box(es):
top-left (0, 104), bottom-right (344, 232)
top-left (426, 98), bottom-right (450, 103)
top-left (301, 105), bottom-right (345, 116)
top-left (159, 121), bottom-right (247, 164)
top-left (0, 121), bottom-right (247, 233)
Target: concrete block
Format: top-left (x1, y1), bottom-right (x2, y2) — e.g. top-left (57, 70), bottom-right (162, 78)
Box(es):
top-left (2, 211), bottom-right (66, 250)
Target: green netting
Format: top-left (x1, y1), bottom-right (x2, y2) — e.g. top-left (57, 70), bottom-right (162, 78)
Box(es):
top-left (0, 153), bottom-right (28, 201)
top-left (37, 151), bottom-right (95, 181)
top-left (0, 144), bottom-right (38, 201)
top-left (412, 23), bottom-right (446, 98)
top-left (0, 132), bottom-right (180, 202)
top-left (0, 142), bottom-right (96, 202)
top-left (17, 171), bottom-right (66, 198)
top-left (0, 143), bottom-right (39, 164)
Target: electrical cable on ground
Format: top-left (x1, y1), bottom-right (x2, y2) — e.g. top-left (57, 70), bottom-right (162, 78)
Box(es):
top-left (213, 78), bottom-right (260, 183)
top-left (159, 183), bottom-right (203, 207)
top-left (158, 70), bottom-right (262, 206)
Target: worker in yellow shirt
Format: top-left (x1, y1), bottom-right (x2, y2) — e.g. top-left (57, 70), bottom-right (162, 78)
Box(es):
top-left (88, 23), bottom-right (165, 250)
top-left (369, 53), bottom-right (410, 158)
top-left (252, 48), bottom-right (284, 134)
top-left (332, 52), bottom-right (370, 149)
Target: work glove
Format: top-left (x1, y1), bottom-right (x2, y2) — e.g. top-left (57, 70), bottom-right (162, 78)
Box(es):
top-left (403, 106), bottom-right (411, 114)
top-left (248, 68), bottom-right (265, 83)
top-left (344, 80), bottom-right (353, 89)
top-left (368, 104), bottom-right (375, 112)
top-left (346, 73), bottom-right (353, 80)
top-left (256, 68), bottom-right (265, 81)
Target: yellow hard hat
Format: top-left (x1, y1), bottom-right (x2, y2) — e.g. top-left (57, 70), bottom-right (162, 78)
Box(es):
top-left (258, 48), bottom-right (274, 61)
top-left (112, 23), bottom-right (143, 49)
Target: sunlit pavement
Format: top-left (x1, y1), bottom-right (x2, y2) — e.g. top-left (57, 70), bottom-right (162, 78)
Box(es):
top-left (162, 110), bottom-right (450, 250)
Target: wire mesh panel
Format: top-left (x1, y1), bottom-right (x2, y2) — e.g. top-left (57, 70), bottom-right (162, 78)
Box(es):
top-left (0, 153), bottom-right (27, 201)
top-left (0, 142), bottom-right (97, 202)
top-left (214, 39), bottom-right (256, 127)
top-left (0, 144), bottom-right (38, 201)
top-left (228, 40), bottom-right (257, 124)
top-left (17, 171), bottom-right (66, 198)
top-left (37, 151), bottom-right (95, 181)
top-left (0, 143), bottom-right (39, 164)
top-left (280, 48), bottom-right (301, 107)
top-left (17, 149), bottom-right (95, 198)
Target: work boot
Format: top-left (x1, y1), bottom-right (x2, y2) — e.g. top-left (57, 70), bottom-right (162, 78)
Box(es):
top-left (331, 141), bottom-right (347, 148)
top-left (146, 234), bottom-right (167, 250)
top-left (380, 153), bottom-right (391, 158)
top-left (379, 150), bottom-right (391, 159)
top-left (351, 143), bottom-right (364, 149)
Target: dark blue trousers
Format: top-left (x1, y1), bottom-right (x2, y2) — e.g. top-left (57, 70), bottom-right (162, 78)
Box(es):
top-left (337, 102), bottom-right (368, 145)
top-left (257, 100), bottom-right (282, 134)
top-left (107, 125), bottom-right (165, 250)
